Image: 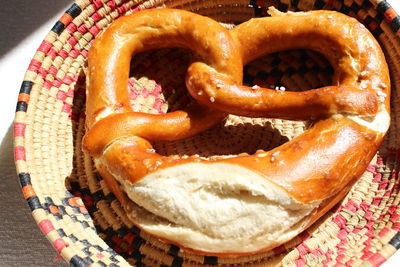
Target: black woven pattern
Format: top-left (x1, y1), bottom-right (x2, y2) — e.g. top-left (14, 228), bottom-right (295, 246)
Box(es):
top-left (19, 81), bottom-right (33, 94)
top-left (66, 3), bottom-right (82, 18)
top-left (389, 232), bottom-right (400, 249)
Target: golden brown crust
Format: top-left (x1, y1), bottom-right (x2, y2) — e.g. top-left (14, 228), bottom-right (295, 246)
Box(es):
top-left (83, 8), bottom-right (390, 256)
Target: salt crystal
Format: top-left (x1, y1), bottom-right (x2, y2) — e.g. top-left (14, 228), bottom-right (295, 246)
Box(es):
top-left (271, 151), bottom-right (280, 157)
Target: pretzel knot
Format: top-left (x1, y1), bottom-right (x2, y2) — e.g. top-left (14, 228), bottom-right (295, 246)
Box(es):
top-left (82, 8), bottom-right (390, 256)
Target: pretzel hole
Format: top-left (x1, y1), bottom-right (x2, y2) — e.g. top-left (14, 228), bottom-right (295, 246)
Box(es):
top-left (129, 48), bottom-right (333, 159)
top-left (129, 48), bottom-right (194, 113)
top-left (243, 49), bottom-right (333, 92)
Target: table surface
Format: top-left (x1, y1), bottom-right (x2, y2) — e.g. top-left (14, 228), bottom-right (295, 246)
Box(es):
top-left (1, 1), bottom-right (399, 266)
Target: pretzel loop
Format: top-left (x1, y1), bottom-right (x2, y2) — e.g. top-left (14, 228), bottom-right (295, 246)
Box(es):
top-left (187, 10), bottom-right (382, 119)
top-left (83, 8), bottom-right (390, 256)
top-left (83, 9), bottom-right (242, 158)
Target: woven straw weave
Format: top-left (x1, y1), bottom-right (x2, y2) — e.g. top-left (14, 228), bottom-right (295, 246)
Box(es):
top-left (14, 0), bottom-right (400, 266)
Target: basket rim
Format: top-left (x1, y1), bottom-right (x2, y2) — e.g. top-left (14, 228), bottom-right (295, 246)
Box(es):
top-left (13, 0), bottom-right (400, 266)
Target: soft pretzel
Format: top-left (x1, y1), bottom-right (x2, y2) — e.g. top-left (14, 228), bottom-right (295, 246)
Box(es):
top-left (83, 8), bottom-right (390, 256)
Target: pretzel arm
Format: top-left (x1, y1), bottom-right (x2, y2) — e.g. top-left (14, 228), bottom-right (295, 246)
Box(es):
top-left (83, 104), bottom-right (225, 157)
top-left (187, 65), bottom-right (378, 119)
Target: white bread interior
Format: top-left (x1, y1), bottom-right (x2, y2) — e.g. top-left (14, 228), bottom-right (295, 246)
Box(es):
top-left (116, 162), bottom-right (319, 253)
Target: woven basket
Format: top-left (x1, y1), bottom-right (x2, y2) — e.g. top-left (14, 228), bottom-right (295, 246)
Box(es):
top-left (14, 0), bottom-right (400, 266)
